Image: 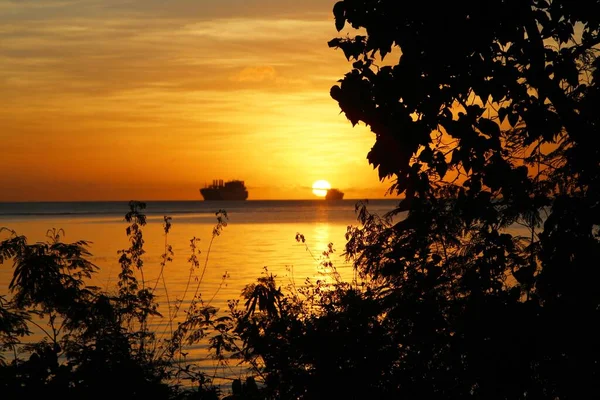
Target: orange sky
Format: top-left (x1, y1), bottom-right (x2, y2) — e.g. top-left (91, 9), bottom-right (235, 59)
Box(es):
top-left (0, 0), bottom-right (395, 201)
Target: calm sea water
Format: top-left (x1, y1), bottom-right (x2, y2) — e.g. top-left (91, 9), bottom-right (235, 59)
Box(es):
top-left (0, 200), bottom-right (400, 291)
top-left (0, 199), bottom-right (399, 383)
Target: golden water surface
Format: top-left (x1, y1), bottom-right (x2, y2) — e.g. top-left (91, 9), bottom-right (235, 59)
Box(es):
top-left (0, 200), bottom-right (398, 384)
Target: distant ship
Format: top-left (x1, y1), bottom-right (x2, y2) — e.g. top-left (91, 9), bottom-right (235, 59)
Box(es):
top-left (200, 179), bottom-right (248, 201)
top-left (325, 188), bottom-right (344, 200)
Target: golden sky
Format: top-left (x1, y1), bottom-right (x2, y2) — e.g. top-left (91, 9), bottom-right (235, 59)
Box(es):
top-left (0, 0), bottom-right (394, 201)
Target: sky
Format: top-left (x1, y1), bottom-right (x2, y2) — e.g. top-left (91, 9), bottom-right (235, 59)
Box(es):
top-left (0, 0), bottom-right (395, 201)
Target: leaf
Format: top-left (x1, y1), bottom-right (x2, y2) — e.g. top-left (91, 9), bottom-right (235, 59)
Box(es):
top-left (450, 148), bottom-right (462, 165)
top-left (478, 118), bottom-right (501, 138)
top-left (434, 151), bottom-right (448, 179)
top-left (508, 110), bottom-right (519, 127)
top-left (367, 136), bottom-right (411, 180)
top-left (419, 146), bottom-right (433, 163)
top-left (330, 85), bottom-right (342, 101)
top-left (435, 160), bottom-right (448, 179)
top-left (333, 1), bottom-right (346, 32)
top-left (327, 38), bottom-right (342, 49)
top-left (564, 60), bottom-right (579, 87)
top-left (467, 105), bottom-right (485, 118)
top-left (476, 86), bottom-right (490, 106)
top-left (497, 107), bottom-right (508, 124)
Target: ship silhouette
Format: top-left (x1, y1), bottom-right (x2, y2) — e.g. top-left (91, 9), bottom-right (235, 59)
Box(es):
top-left (200, 179), bottom-right (248, 201)
top-left (325, 188), bottom-right (344, 200)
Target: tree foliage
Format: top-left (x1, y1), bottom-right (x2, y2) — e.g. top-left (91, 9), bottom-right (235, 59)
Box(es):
top-left (324, 0), bottom-right (600, 398)
top-left (0, 203), bottom-right (229, 399)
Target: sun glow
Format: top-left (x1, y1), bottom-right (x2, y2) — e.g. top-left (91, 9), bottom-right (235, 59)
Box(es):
top-left (312, 180), bottom-right (331, 197)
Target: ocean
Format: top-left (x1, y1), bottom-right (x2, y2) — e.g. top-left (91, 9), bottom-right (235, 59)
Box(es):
top-left (0, 199), bottom-right (399, 384)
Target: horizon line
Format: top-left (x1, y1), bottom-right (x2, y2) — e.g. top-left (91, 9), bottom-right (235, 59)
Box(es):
top-left (0, 198), bottom-right (401, 203)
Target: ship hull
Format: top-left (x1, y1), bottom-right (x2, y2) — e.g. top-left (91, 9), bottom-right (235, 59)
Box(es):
top-left (200, 188), bottom-right (248, 201)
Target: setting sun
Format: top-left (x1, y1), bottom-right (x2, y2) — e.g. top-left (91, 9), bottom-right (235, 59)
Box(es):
top-left (312, 180), bottom-right (331, 197)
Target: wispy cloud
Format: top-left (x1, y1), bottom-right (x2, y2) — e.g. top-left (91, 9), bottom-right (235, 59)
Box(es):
top-left (0, 0), bottom-right (392, 200)
top-left (1, 14), bottom-right (338, 96)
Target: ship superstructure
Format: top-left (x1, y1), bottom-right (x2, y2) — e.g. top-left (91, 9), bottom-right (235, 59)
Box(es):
top-left (325, 188), bottom-right (344, 200)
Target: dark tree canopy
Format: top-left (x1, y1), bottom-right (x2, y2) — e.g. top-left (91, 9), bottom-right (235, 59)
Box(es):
top-left (325, 0), bottom-right (600, 398)
top-left (330, 0), bottom-right (600, 199)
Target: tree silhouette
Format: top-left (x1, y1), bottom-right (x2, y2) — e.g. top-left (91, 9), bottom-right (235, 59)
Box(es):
top-left (325, 0), bottom-right (600, 398)
top-left (3, 2), bottom-right (599, 398)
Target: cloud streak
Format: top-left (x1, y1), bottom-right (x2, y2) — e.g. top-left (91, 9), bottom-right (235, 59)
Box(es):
top-left (0, 0), bottom-right (393, 200)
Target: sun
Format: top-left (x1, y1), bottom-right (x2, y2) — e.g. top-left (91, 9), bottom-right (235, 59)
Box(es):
top-left (312, 180), bottom-right (331, 197)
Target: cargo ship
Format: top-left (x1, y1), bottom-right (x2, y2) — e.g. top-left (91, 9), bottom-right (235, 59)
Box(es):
top-left (325, 188), bottom-right (344, 200)
top-left (200, 179), bottom-right (248, 201)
